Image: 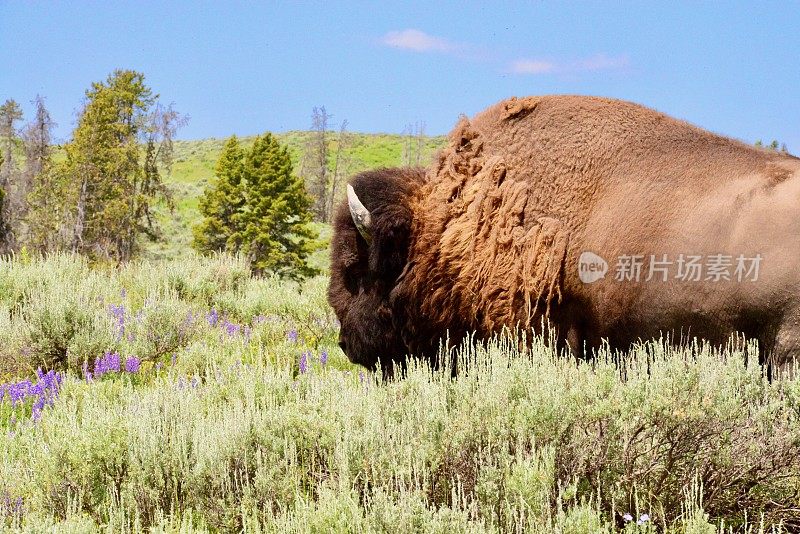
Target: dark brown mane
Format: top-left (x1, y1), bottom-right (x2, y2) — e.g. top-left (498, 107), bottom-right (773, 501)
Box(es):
top-left (328, 167), bottom-right (426, 372)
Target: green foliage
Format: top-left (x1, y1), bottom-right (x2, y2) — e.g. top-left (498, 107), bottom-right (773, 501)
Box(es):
top-left (238, 133), bottom-right (319, 279)
top-left (192, 135), bottom-right (245, 253)
top-left (26, 160), bottom-right (72, 254)
top-left (755, 138), bottom-right (789, 153)
top-left (147, 132), bottom-right (446, 261)
top-left (32, 70), bottom-right (180, 262)
top-left (1, 255), bottom-right (800, 531)
top-left (193, 133), bottom-right (320, 280)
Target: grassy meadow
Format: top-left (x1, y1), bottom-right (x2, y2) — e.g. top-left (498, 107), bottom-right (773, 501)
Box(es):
top-left (1, 133), bottom-right (799, 532)
top-left (1, 253), bottom-right (799, 532)
top-left (144, 132), bottom-right (446, 260)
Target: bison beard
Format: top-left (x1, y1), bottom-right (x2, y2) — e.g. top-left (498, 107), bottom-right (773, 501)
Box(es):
top-left (328, 95), bottom-right (800, 377)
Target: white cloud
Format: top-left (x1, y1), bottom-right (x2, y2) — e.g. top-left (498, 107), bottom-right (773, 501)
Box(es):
top-left (509, 59), bottom-right (556, 75)
top-left (508, 54), bottom-right (630, 75)
top-left (381, 29), bottom-right (459, 53)
top-left (577, 54), bottom-right (630, 72)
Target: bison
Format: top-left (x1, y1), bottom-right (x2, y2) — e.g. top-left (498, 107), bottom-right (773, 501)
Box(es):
top-left (328, 95), bottom-right (800, 376)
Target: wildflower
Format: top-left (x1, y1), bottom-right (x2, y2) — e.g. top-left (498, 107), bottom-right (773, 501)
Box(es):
top-left (207, 309), bottom-right (219, 326)
top-left (223, 319), bottom-right (240, 336)
top-left (287, 329), bottom-right (298, 342)
top-left (299, 351), bottom-right (310, 374)
top-left (637, 514), bottom-right (650, 525)
top-left (108, 303), bottom-right (126, 340)
top-left (359, 370), bottom-right (365, 384)
top-left (623, 513), bottom-right (633, 522)
top-left (0, 369), bottom-right (63, 422)
top-left (82, 361), bottom-right (92, 381)
top-left (94, 351), bottom-right (122, 378)
top-left (319, 350), bottom-right (328, 365)
top-left (125, 356), bottom-right (141, 373)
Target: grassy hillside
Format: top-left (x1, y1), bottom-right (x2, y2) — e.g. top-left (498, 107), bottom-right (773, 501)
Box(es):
top-left (1, 254), bottom-right (799, 531)
top-left (145, 132), bottom-right (447, 259)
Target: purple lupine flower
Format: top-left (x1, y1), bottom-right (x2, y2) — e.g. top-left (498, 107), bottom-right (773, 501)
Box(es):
top-left (207, 309), bottom-right (219, 326)
top-left (223, 319), bottom-right (240, 336)
top-left (93, 351), bottom-right (122, 378)
top-left (106, 351), bottom-right (121, 372)
top-left (120, 288), bottom-right (127, 299)
top-left (108, 303), bottom-right (126, 341)
top-left (82, 360), bottom-right (93, 382)
top-left (0, 493), bottom-right (24, 519)
top-left (1, 369), bottom-right (63, 422)
top-left (287, 329), bottom-right (298, 343)
top-left (358, 370), bottom-right (365, 384)
top-left (319, 350), bottom-right (328, 365)
top-left (623, 513), bottom-right (633, 523)
top-left (191, 376), bottom-right (199, 388)
top-left (125, 356), bottom-right (141, 373)
top-left (637, 514), bottom-right (650, 525)
top-left (299, 351), bottom-right (310, 374)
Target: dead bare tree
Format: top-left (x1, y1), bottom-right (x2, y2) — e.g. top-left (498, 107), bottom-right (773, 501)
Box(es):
top-left (415, 121), bottom-right (426, 166)
top-left (328, 119), bottom-right (351, 220)
top-left (19, 96), bottom-right (55, 246)
top-left (402, 121), bottom-right (427, 167)
top-left (301, 107), bottom-right (353, 223)
top-left (306, 106), bottom-right (331, 221)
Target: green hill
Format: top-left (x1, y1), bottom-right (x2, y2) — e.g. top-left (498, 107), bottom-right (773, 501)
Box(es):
top-left (146, 132), bottom-right (447, 259)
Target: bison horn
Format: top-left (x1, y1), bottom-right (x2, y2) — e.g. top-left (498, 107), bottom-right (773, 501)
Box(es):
top-left (347, 184), bottom-right (372, 242)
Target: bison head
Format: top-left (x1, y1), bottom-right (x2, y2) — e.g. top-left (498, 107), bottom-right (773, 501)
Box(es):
top-left (327, 168), bottom-right (426, 374)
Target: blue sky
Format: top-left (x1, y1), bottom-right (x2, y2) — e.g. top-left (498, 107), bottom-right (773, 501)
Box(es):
top-left (1, 1), bottom-right (798, 151)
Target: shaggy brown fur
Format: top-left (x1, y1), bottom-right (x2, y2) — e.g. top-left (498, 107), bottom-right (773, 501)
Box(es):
top-left (329, 95), bottom-right (800, 374)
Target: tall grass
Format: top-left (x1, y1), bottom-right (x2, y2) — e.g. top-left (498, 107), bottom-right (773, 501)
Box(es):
top-left (0, 254), bottom-right (799, 532)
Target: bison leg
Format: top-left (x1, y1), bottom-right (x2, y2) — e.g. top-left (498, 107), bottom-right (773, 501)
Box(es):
top-left (768, 312), bottom-right (800, 379)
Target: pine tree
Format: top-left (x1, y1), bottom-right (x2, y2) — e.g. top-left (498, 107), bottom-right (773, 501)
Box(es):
top-left (192, 135), bottom-right (245, 253)
top-left (238, 133), bottom-right (319, 280)
top-left (0, 99), bottom-right (24, 254)
top-left (59, 70), bottom-right (182, 262)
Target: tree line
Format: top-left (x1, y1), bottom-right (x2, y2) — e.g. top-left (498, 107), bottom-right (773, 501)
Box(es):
top-left (2, 68), bottom-right (432, 279)
top-left (0, 69), bottom-right (325, 278)
top-left (1, 70), bottom-right (182, 263)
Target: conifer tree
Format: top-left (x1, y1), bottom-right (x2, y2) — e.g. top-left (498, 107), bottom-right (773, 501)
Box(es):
top-left (192, 135), bottom-right (245, 253)
top-left (0, 99), bottom-right (23, 253)
top-left (57, 70), bottom-right (181, 261)
top-left (195, 133), bottom-right (319, 279)
top-left (238, 133), bottom-right (319, 279)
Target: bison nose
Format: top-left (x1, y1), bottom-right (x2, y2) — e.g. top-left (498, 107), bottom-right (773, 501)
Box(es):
top-left (338, 337), bottom-right (348, 354)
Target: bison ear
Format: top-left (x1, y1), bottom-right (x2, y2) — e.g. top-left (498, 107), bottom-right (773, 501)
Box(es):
top-left (368, 206), bottom-right (413, 281)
